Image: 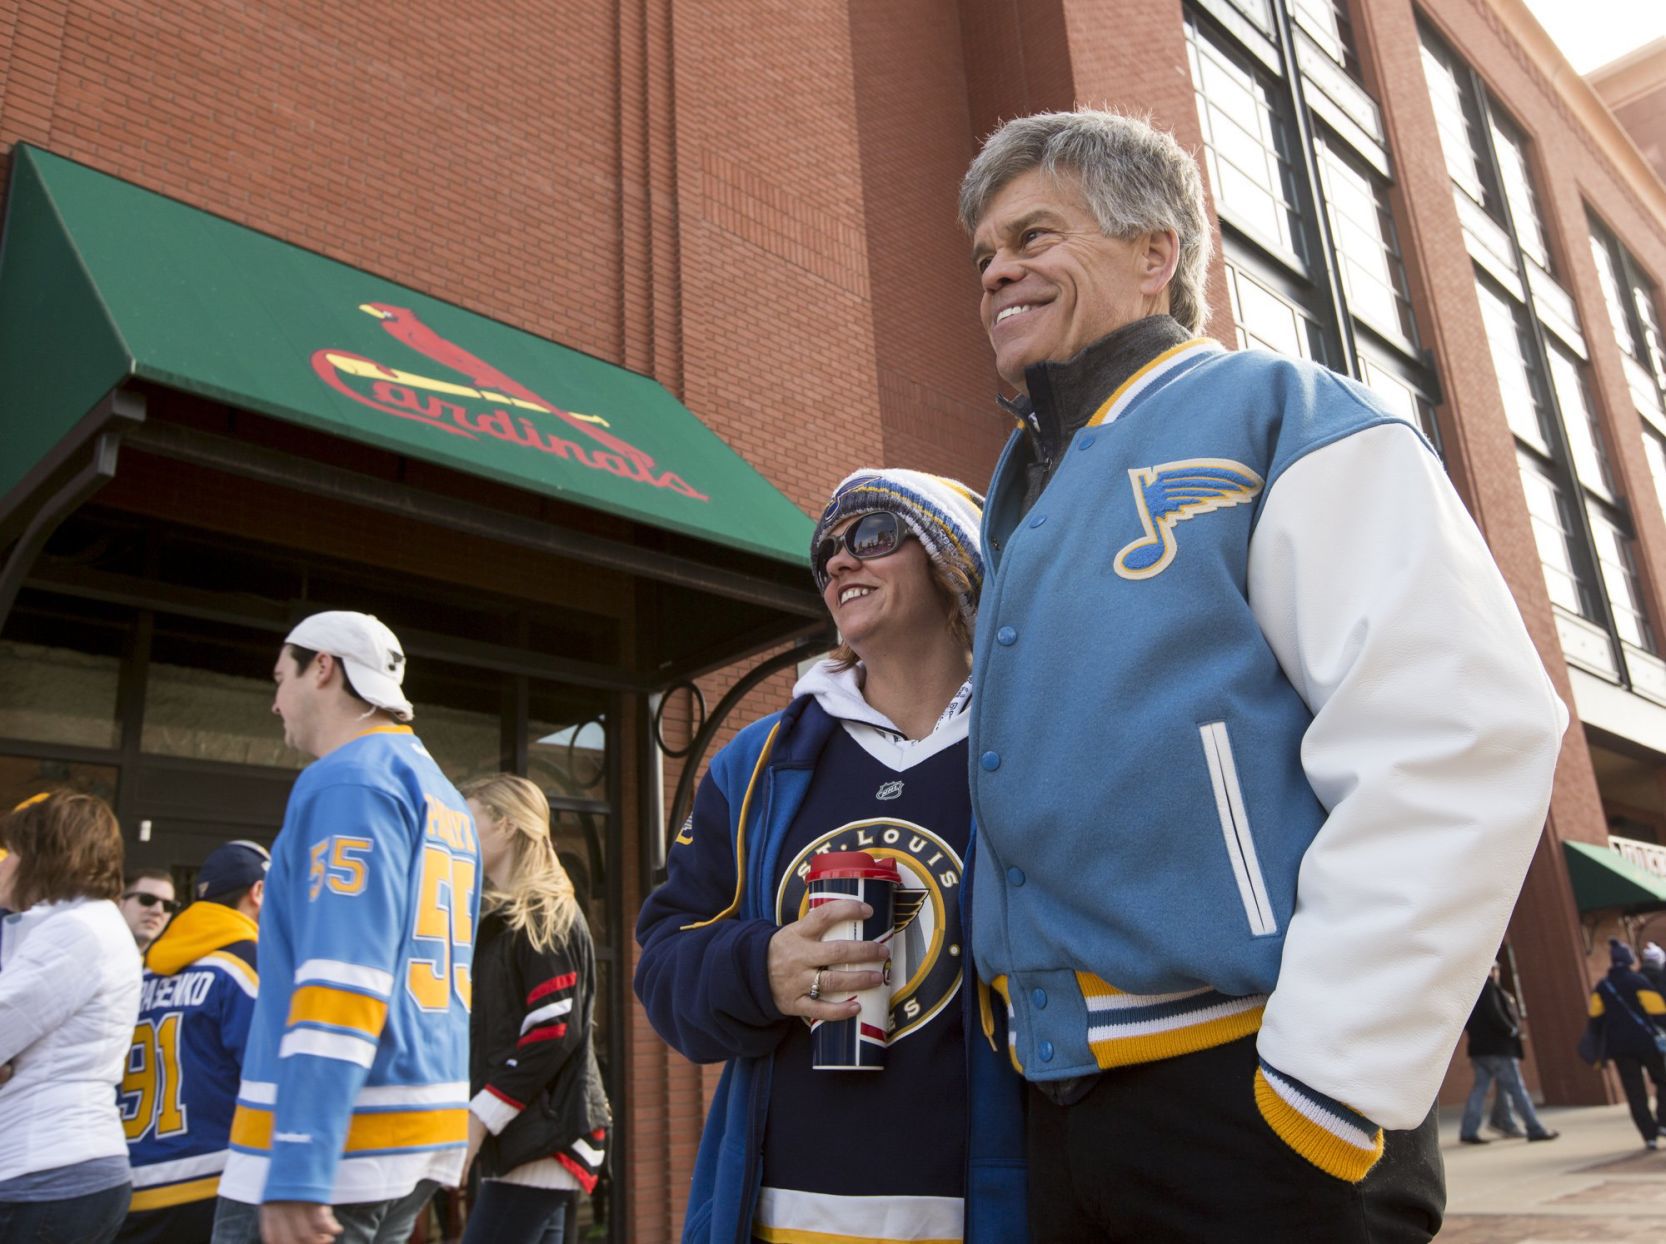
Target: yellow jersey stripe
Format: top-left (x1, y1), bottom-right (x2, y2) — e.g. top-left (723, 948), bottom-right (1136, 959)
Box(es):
top-left (231, 1104), bottom-right (467, 1153)
top-left (128, 1174), bottom-right (221, 1211)
top-left (286, 984), bottom-right (388, 1038)
top-left (756, 1230), bottom-right (957, 1244)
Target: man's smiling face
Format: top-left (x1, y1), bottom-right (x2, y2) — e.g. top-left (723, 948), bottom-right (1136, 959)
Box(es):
top-left (972, 167), bottom-right (1165, 392)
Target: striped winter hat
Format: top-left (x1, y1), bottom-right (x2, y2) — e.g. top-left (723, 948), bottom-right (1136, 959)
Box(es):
top-left (811, 468), bottom-right (985, 631)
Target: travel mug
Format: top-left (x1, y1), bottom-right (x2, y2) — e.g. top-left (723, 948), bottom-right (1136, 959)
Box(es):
top-left (806, 850), bottom-right (899, 1070)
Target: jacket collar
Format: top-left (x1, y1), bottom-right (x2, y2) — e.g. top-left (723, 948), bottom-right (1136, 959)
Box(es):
top-left (1006, 315), bottom-right (1195, 464)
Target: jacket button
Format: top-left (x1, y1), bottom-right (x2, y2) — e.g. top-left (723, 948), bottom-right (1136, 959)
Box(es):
top-left (981, 750), bottom-right (1001, 771)
top-left (996, 626), bottom-right (1017, 646)
top-left (1007, 866), bottom-right (1025, 887)
top-left (1029, 512), bottom-right (1047, 528)
top-left (1077, 433), bottom-right (1095, 450)
top-left (1038, 1040), bottom-right (1055, 1062)
top-left (1032, 988), bottom-right (1048, 1010)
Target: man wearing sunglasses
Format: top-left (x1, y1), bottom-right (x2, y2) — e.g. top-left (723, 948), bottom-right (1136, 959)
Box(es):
top-left (959, 110), bottom-right (1567, 1242)
top-left (120, 868), bottom-right (179, 952)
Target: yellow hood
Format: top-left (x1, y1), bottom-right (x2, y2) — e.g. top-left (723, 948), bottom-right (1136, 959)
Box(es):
top-left (145, 900), bottom-right (257, 976)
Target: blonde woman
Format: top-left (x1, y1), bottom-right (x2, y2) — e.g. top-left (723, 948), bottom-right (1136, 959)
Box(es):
top-left (460, 775), bottom-right (610, 1244)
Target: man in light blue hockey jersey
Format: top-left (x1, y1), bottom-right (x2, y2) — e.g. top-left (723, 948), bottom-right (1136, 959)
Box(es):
top-left (960, 110), bottom-right (1568, 1242)
top-left (212, 612), bottom-right (479, 1244)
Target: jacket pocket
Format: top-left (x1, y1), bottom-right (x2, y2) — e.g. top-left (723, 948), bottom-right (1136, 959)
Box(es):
top-left (1199, 721), bottom-right (1278, 937)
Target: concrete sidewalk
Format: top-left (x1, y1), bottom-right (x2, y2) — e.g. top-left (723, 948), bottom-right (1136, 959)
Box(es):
top-left (1439, 1103), bottom-right (1666, 1240)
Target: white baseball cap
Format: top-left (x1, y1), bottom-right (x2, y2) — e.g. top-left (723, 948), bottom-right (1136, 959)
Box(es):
top-left (284, 611), bottom-right (414, 722)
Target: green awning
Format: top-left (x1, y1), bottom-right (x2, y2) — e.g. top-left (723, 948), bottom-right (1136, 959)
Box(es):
top-left (0, 145), bottom-right (810, 565)
top-left (1564, 841), bottom-right (1666, 914)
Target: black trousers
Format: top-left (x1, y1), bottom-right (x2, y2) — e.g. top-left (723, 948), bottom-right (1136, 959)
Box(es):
top-left (1613, 1048), bottom-right (1666, 1141)
top-left (1026, 1035), bottom-right (1441, 1243)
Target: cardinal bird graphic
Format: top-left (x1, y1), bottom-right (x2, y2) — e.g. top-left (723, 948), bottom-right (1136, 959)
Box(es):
top-left (357, 303), bottom-right (656, 477)
top-left (1112, 458), bottom-right (1264, 580)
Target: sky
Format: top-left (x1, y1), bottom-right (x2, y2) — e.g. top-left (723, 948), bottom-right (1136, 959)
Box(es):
top-left (1523, 0), bottom-right (1666, 75)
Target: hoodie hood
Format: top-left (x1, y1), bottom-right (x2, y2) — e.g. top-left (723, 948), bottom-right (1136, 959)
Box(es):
top-left (793, 660), bottom-right (899, 734)
top-left (145, 899), bottom-right (257, 976)
top-left (792, 658), bottom-right (973, 751)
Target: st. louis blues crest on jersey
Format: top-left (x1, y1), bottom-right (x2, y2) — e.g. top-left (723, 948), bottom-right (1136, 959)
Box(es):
top-left (776, 818), bottom-right (963, 1041)
top-left (1113, 457), bottom-right (1264, 580)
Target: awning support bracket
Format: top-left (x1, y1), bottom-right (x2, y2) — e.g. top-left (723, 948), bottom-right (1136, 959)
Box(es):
top-left (0, 387), bottom-right (145, 632)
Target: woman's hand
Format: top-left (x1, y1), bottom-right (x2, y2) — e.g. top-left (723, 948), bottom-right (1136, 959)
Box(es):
top-left (461, 1111), bottom-right (487, 1184)
top-left (767, 899), bottom-right (890, 1021)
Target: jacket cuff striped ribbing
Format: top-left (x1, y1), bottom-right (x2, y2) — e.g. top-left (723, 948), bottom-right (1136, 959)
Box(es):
top-left (471, 1085), bottom-right (523, 1136)
top-left (1253, 1060), bottom-right (1383, 1182)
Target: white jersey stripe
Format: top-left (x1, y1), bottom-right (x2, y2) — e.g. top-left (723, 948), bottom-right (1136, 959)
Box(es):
top-left (293, 958), bottom-right (394, 998)
top-left (357, 1081), bottom-right (470, 1107)
top-left (279, 1027), bottom-right (376, 1067)
top-left (131, 1149), bottom-right (229, 1187)
top-left (754, 1186), bottom-right (962, 1241)
top-left (199, 951), bottom-right (259, 997)
top-left (237, 1080), bottom-right (277, 1106)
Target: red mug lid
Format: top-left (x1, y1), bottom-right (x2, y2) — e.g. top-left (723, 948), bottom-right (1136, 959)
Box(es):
top-left (806, 850), bottom-right (900, 883)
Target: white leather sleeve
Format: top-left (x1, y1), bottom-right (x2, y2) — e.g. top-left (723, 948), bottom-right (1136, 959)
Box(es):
top-left (1249, 421), bottom-right (1568, 1129)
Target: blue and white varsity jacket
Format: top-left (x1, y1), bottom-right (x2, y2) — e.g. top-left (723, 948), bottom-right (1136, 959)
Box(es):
top-left (970, 339), bottom-right (1567, 1181)
top-left (219, 724), bottom-right (479, 1206)
top-left (122, 898), bottom-right (259, 1216)
top-left (634, 693), bottom-right (1028, 1244)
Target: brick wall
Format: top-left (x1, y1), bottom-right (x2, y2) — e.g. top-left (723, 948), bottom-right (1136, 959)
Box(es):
top-left (9, 0), bottom-right (1666, 1232)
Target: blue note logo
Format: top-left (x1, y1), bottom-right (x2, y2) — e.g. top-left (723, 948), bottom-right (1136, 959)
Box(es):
top-left (1113, 458), bottom-right (1264, 580)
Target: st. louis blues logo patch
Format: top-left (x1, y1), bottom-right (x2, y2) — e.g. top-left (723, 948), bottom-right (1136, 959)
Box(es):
top-left (1113, 458), bottom-right (1264, 580)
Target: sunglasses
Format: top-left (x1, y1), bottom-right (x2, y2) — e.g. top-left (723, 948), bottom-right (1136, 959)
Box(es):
top-left (123, 891), bottom-right (180, 914)
top-left (814, 511), bottom-right (911, 583)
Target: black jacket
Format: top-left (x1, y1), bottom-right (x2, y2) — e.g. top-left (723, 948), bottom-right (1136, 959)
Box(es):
top-left (1587, 966), bottom-right (1666, 1062)
top-left (470, 905), bottom-right (611, 1184)
top-left (1464, 978), bottom-right (1523, 1059)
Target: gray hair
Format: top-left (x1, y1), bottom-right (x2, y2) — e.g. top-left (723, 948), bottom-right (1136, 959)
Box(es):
top-left (959, 110), bottom-right (1213, 334)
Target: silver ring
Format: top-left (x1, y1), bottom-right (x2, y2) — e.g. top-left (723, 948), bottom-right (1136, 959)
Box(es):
top-left (809, 968), bottom-right (824, 1000)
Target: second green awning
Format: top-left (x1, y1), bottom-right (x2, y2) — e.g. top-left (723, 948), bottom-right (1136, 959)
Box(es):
top-left (0, 145), bottom-right (812, 566)
top-left (1564, 840), bottom-right (1666, 914)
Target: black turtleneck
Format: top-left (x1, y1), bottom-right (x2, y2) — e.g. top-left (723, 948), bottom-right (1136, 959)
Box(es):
top-left (1003, 314), bottom-right (1193, 516)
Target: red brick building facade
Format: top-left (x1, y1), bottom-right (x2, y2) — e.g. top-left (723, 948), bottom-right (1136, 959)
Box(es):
top-left (5, 2), bottom-right (1666, 1239)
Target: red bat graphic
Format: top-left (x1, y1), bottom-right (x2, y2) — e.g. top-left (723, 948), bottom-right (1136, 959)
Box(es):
top-left (360, 302), bottom-right (657, 476)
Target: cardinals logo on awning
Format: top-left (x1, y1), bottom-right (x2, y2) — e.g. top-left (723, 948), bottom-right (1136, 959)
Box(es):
top-left (312, 303), bottom-right (707, 500)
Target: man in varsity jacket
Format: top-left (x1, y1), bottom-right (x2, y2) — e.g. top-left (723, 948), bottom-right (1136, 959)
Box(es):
top-left (959, 109), bottom-right (1567, 1241)
top-left (212, 611), bottom-right (479, 1244)
top-left (118, 840), bottom-right (267, 1244)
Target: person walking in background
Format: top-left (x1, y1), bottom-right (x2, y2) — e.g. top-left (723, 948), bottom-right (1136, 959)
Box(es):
top-left (459, 774), bottom-right (610, 1244)
top-left (212, 611), bottom-right (479, 1244)
top-left (1458, 961), bottom-right (1557, 1145)
top-left (117, 839), bottom-right (269, 1244)
top-left (1586, 937), bottom-right (1666, 1149)
top-left (120, 867), bottom-right (179, 953)
top-left (1642, 942), bottom-right (1666, 994)
top-left (635, 468), bottom-right (1028, 1244)
top-left (0, 791), bottom-right (142, 1244)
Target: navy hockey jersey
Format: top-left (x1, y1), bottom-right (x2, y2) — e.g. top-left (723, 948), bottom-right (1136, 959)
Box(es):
top-left (120, 898), bottom-right (258, 1220)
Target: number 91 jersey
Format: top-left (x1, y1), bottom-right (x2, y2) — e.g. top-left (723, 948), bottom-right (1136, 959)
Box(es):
top-left (218, 724), bottom-right (481, 1208)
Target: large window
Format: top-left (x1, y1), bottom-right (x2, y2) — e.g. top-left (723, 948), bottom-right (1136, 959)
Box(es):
top-left (1187, 0), bottom-right (1441, 444)
top-left (1424, 23), bottom-right (1660, 688)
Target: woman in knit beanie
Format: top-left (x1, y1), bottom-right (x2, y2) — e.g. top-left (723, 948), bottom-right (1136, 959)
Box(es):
top-left (635, 467), bottom-right (1029, 1243)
